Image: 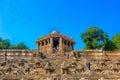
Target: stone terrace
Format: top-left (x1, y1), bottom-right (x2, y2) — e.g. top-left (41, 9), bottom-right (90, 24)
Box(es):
top-left (0, 49), bottom-right (120, 80)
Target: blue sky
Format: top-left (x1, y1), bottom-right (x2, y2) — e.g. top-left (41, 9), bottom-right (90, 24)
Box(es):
top-left (0, 0), bottom-right (120, 50)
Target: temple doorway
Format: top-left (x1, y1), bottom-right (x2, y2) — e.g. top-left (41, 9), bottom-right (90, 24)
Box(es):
top-left (53, 37), bottom-right (59, 52)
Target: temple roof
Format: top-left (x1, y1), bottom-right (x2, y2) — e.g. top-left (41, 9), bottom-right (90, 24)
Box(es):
top-left (36, 30), bottom-right (75, 44)
top-left (51, 30), bottom-right (59, 34)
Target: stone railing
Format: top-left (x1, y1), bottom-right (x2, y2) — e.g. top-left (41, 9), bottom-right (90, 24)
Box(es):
top-left (0, 49), bottom-right (36, 60)
top-left (73, 50), bottom-right (120, 60)
top-left (0, 49), bottom-right (120, 60)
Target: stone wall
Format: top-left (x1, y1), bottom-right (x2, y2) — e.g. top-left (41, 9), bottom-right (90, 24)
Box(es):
top-left (0, 49), bottom-right (120, 80)
top-left (74, 50), bottom-right (120, 60)
top-left (0, 49), bottom-right (35, 60)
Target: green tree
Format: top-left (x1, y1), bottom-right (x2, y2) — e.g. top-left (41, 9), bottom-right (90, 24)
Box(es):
top-left (0, 37), bottom-right (2, 42)
top-left (9, 44), bottom-right (17, 49)
top-left (81, 27), bottom-right (108, 49)
top-left (0, 37), bottom-right (2, 49)
top-left (1, 39), bottom-right (10, 49)
top-left (112, 34), bottom-right (120, 50)
top-left (0, 37), bottom-right (29, 49)
top-left (16, 42), bottom-right (28, 49)
top-left (104, 40), bottom-right (116, 51)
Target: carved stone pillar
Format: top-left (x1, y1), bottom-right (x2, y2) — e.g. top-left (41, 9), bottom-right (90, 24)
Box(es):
top-left (44, 41), bottom-right (46, 46)
top-left (63, 40), bottom-right (65, 52)
top-left (37, 42), bottom-right (40, 54)
top-left (40, 42), bottom-right (42, 52)
top-left (41, 42), bottom-right (44, 52)
top-left (43, 41), bottom-right (46, 53)
top-left (59, 37), bottom-right (63, 53)
top-left (49, 38), bottom-right (53, 54)
top-left (46, 39), bottom-right (50, 54)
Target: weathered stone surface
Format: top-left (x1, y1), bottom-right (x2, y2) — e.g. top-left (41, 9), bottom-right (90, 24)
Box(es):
top-left (0, 49), bottom-right (120, 79)
top-left (0, 31), bottom-right (120, 79)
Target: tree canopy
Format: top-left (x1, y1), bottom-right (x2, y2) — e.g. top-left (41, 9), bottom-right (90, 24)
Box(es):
top-left (81, 27), bottom-right (108, 49)
top-left (0, 37), bottom-right (28, 49)
top-left (16, 42), bottom-right (28, 49)
top-left (1, 39), bottom-right (10, 49)
top-left (0, 37), bottom-right (2, 49)
top-left (111, 34), bottom-right (120, 50)
top-left (0, 37), bottom-right (2, 42)
top-left (104, 40), bottom-right (116, 51)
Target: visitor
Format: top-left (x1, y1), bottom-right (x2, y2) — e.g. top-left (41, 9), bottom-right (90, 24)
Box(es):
top-left (87, 62), bottom-right (91, 70)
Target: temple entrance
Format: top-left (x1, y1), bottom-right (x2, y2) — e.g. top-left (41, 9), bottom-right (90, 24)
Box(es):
top-left (53, 37), bottom-right (59, 52)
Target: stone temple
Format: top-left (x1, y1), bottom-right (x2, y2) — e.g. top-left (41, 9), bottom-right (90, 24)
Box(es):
top-left (0, 30), bottom-right (120, 80)
top-left (36, 30), bottom-right (75, 54)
